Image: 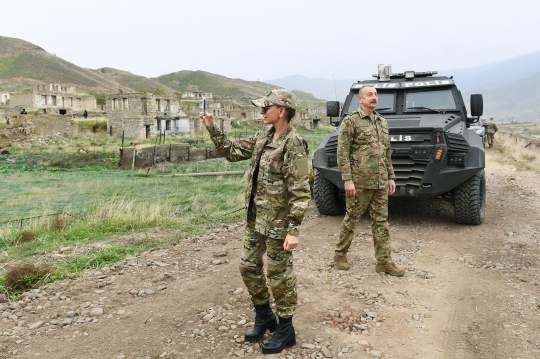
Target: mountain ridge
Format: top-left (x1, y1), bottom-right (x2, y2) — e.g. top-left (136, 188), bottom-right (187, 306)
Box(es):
top-left (1, 35), bottom-right (539, 119)
top-left (266, 51), bottom-right (540, 121)
top-left (0, 35), bottom-right (322, 105)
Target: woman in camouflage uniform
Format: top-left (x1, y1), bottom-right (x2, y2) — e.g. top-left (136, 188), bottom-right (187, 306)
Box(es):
top-left (200, 89), bottom-right (311, 354)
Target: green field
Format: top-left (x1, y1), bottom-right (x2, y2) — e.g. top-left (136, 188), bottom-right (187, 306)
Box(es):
top-left (500, 122), bottom-right (540, 136)
top-left (0, 124), bottom-right (335, 295)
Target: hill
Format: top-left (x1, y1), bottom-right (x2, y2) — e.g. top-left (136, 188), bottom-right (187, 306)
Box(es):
top-left (267, 52), bottom-right (540, 121)
top-left (153, 70), bottom-right (283, 104)
top-left (96, 67), bottom-right (176, 94)
top-left (472, 70), bottom-right (540, 121)
top-left (265, 74), bottom-right (360, 103)
top-left (439, 51), bottom-right (540, 93)
top-left (0, 35), bottom-right (132, 93)
top-left (0, 36), bottom-right (325, 106)
top-left (7, 34), bottom-right (537, 119)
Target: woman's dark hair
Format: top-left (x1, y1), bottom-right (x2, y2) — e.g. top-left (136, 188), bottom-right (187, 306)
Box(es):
top-left (284, 107), bottom-right (296, 122)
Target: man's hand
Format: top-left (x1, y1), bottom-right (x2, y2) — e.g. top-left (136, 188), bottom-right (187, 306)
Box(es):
top-left (199, 111), bottom-right (214, 128)
top-left (344, 180), bottom-right (356, 197)
top-left (283, 234), bottom-right (298, 251)
top-left (389, 179), bottom-right (396, 195)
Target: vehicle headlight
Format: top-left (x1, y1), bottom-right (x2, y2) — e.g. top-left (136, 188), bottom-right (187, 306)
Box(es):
top-left (474, 129), bottom-right (483, 135)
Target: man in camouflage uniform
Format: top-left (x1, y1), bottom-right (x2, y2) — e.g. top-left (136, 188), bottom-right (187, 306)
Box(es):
top-left (481, 118), bottom-right (488, 147)
top-left (200, 89), bottom-right (311, 354)
top-left (334, 85), bottom-right (405, 277)
top-left (486, 117), bottom-right (498, 148)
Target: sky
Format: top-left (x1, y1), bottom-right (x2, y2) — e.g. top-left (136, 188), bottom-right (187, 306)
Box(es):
top-left (1, 0), bottom-right (539, 82)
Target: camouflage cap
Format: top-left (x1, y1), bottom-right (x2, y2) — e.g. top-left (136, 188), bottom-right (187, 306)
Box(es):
top-left (251, 89), bottom-right (298, 110)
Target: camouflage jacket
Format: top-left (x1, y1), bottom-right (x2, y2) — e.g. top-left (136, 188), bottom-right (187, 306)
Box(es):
top-left (337, 107), bottom-right (395, 189)
top-left (486, 122), bottom-right (498, 134)
top-left (206, 123), bottom-right (311, 238)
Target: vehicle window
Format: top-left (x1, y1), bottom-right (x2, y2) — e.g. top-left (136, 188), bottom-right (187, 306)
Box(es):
top-left (345, 93), bottom-right (395, 114)
top-left (405, 89), bottom-right (457, 111)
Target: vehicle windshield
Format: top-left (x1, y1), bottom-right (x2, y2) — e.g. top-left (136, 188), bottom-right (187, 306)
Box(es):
top-left (345, 92), bottom-right (395, 114)
top-left (405, 89), bottom-right (457, 111)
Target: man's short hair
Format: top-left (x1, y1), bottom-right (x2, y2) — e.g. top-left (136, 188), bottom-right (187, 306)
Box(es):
top-left (358, 85), bottom-right (376, 95)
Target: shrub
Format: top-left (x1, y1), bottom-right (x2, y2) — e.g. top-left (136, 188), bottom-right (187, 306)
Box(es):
top-left (17, 230), bottom-right (36, 244)
top-left (520, 153), bottom-right (536, 162)
top-left (4, 263), bottom-right (53, 293)
top-left (50, 215), bottom-right (67, 231)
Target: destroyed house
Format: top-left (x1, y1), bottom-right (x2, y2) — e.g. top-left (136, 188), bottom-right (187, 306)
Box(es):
top-left (106, 93), bottom-right (189, 138)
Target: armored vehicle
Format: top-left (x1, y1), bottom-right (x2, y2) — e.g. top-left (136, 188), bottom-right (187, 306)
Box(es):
top-left (312, 65), bottom-right (486, 225)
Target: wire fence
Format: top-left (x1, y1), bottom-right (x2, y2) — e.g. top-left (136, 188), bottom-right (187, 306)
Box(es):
top-left (0, 211), bottom-right (80, 229)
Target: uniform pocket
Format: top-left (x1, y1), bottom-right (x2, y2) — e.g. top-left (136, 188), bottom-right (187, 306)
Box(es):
top-left (263, 167), bottom-right (286, 195)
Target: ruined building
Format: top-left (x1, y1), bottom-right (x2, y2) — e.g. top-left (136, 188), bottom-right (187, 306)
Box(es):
top-left (106, 93), bottom-right (192, 138)
top-left (182, 91), bottom-right (213, 100)
top-left (8, 84), bottom-right (96, 114)
top-left (107, 90), bottom-right (315, 139)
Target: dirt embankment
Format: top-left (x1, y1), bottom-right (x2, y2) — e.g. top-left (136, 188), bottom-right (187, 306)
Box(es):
top-left (1, 147), bottom-right (539, 359)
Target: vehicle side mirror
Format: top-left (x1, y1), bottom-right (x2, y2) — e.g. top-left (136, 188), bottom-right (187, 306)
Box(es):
top-left (327, 101), bottom-right (340, 127)
top-left (466, 116), bottom-right (479, 127)
top-left (326, 101), bottom-right (340, 117)
top-left (470, 94), bottom-right (483, 117)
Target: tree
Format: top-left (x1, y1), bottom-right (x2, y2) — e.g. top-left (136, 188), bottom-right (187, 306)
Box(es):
top-left (151, 86), bottom-right (166, 96)
top-left (138, 86), bottom-right (167, 96)
top-left (88, 91), bottom-right (106, 110)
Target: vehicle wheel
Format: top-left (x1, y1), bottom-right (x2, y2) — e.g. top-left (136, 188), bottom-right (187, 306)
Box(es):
top-left (452, 169), bottom-right (486, 225)
top-left (313, 170), bottom-right (345, 216)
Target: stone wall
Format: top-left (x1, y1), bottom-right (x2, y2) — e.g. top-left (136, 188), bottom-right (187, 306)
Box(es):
top-left (118, 144), bottom-right (222, 169)
top-left (0, 127), bottom-right (31, 148)
top-left (0, 114), bottom-right (78, 148)
top-left (29, 115), bottom-right (78, 138)
top-left (0, 92), bottom-right (9, 105)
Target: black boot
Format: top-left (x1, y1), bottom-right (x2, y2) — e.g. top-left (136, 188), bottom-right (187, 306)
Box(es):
top-left (244, 303), bottom-right (277, 342)
top-left (261, 316), bottom-right (296, 354)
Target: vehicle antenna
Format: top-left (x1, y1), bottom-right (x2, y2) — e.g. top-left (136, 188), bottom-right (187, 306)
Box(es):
top-left (333, 75), bottom-right (338, 101)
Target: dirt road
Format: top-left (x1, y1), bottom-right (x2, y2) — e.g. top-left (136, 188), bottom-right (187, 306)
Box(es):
top-left (1, 147), bottom-right (539, 359)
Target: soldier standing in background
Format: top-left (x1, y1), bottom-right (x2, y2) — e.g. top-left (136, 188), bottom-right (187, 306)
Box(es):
top-left (334, 85), bottom-right (405, 277)
top-left (481, 118), bottom-right (488, 147)
top-left (200, 89), bottom-right (311, 354)
top-left (486, 117), bottom-right (498, 148)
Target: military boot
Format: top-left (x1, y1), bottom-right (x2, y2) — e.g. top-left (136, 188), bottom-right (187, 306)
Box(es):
top-left (376, 262), bottom-right (405, 277)
top-left (244, 303), bottom-right (277, 342)
top-left (334, 253), bottom-right (350, 271)
top-left (261, 316), bottom-right (296, 354)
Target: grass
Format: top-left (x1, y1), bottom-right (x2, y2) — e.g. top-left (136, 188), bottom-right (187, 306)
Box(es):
top-left (297, 124), bottom-right (336, 152)
top-left (496, 131), bottom-right (540, 171)
top-left (0, 56), bottom-right (17, 77)
top-left (76, 117), bottom-right (108, 132)
top-left (0, 172), bottom-right (247, 295)
top-left (500, 122), bottom-right (540, 136)
top-left (0, 123), bottom-right (335, 296)
top-left (1, 128), bottom-right (121, 169)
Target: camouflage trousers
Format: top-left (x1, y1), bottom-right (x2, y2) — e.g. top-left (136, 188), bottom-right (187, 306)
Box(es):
top-left (335, 187), bottom-right (392, 264)
top-left (239, 224), bottom-right (297, 319)
top-left (486, 132), bottom-right (495, 146)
